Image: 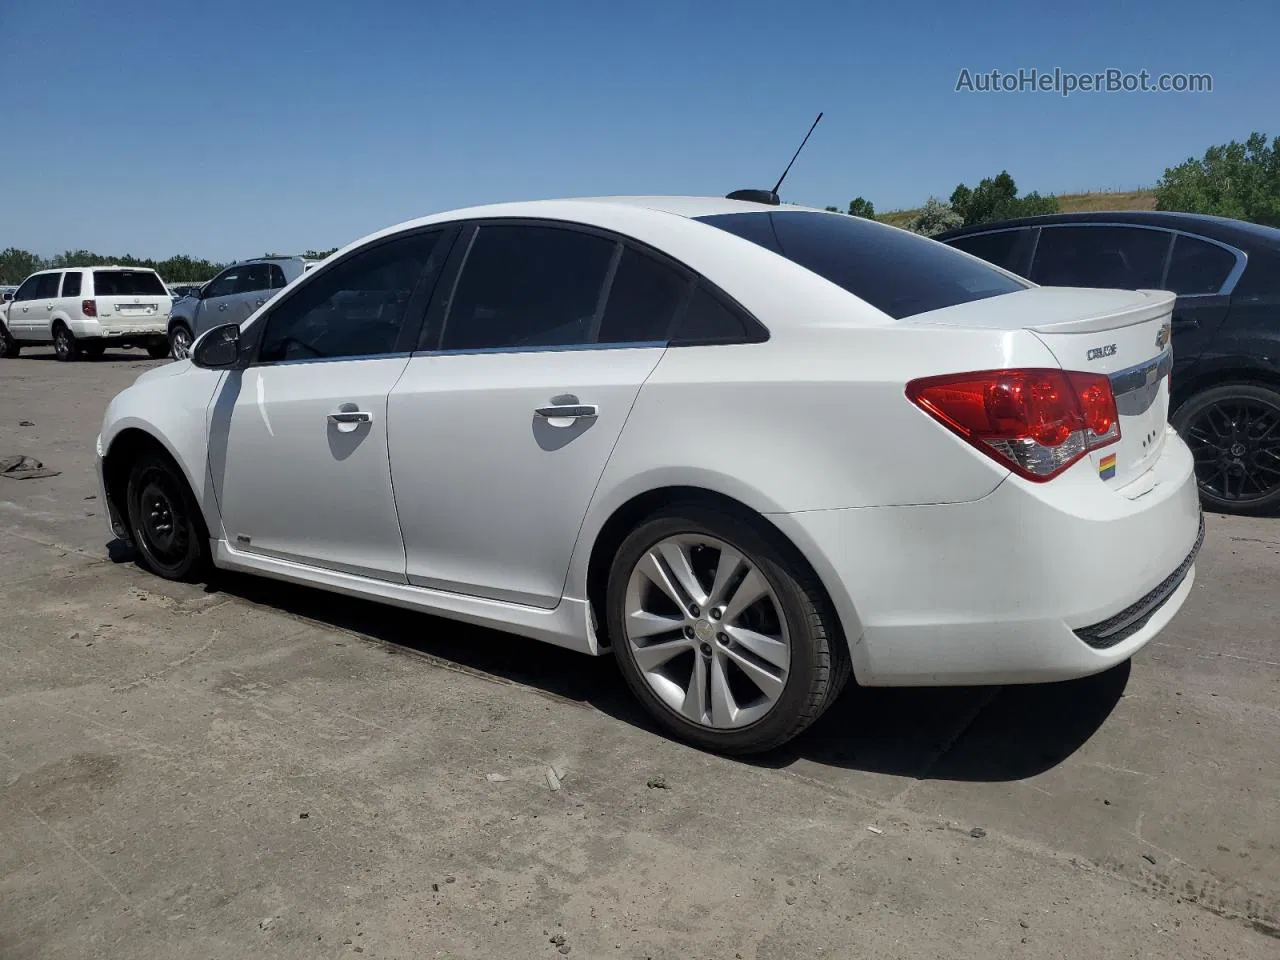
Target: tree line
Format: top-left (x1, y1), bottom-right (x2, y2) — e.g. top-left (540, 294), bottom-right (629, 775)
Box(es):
top-left (5, 132), bottom-right (1277, 282)
top-left (0, 247), bottom-right (340, 286)
top-left (825, 130), bottom-right (1280, 236)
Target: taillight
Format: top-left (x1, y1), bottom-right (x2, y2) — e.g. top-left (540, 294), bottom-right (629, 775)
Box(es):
top-left (906, 368), bottom-right (1120, 482)
top-left (82, 299), bottom-right (97, 317)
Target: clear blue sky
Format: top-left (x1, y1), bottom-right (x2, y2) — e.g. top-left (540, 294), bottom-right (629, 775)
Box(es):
top-left (3, 0), bottom-right (1275, 261)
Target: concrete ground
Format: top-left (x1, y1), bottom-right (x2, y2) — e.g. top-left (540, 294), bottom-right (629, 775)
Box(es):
top-left (1, 346), bottom-right (1277, 960)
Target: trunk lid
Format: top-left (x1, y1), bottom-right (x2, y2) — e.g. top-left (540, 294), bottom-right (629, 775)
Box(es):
top-left (910, 286), bottom-right (1175, 489)
top-left (90, 269), bottom-right (173, 325)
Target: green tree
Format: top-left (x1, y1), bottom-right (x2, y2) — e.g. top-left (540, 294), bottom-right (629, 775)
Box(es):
top-left (1155, 132), bottom-right (1280, 226)
top-left (905, 197), bottom-right (963, 237)
top-left (0, 248), bottom-right (47, 283)
top-left (950, 171), bottom-right (1060, 226)
top-left (823, 205), bottom-right (840, 213)
top-left (846, 197), bottom-right (876, 219)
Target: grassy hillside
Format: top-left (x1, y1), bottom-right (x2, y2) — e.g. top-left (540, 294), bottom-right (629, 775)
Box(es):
top-left (877, 188), bottom-right (1158, 229)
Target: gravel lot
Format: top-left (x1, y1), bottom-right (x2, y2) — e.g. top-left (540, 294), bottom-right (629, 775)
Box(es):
top-left (1, 346), bottom-right (1277, 959)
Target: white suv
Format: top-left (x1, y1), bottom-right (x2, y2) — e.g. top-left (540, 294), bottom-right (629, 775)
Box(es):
top-left (0, 266), bottom-right (174, 361)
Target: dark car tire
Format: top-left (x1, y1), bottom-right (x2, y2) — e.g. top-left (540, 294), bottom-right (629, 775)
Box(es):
top-left (1172, 382), bottom-right (1280, 515)
top-left (53, 323), bottom-right (80, 362)
top-left (169, 323), bottom-right (193, 360)
top-left (146, 340), bottom-right (171, 360)
top-left (125, 452), bottom-right (210, 582)
top-left (0, 324), bottom-right (19, 358)
top-left (606, 503), bottom-right (851, 755)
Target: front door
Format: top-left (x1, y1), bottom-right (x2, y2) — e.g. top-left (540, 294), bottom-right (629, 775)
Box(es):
top-left (207, 228), bottom-right (449, 580)
top-left (388, 223), bottom-right (689, 608)
top-left (6, 274), bottom-right (43, 339)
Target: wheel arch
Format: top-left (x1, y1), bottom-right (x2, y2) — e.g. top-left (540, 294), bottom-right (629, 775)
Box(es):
top-left (580, 483), bottom-right (865, 680)
top-left (102, 424), bottom-right (217, 545)
top-left (1172, 363), bottom-right (1280, 415)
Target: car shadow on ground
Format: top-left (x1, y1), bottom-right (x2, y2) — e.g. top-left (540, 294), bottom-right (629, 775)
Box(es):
top-left (158, 559), bottom-right (1130, 784)
top-left (16, 351), bottom-right (162, 362)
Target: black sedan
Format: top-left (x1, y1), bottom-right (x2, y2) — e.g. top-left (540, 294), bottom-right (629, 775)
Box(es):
top-left (936, 211), bottom-right (1280, 514)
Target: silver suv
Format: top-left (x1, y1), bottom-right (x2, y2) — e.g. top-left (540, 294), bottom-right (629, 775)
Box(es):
top-left (167, 256), bottom-right (318, 359)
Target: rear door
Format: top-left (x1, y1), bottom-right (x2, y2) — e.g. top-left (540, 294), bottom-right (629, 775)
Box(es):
top-left (90, 269), bottom-right (170, 329)
top-left (27, 272), bottom-right (61, 338)
top-left (387, 222), bottom-right (685, 608)
top-left (230, 263), bottom-right (274, 325)
top-left (1160, 233), bottom-right (1239, 375)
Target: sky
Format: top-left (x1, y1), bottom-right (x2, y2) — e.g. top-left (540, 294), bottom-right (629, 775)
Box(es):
top-left (1, 0), bottom-right (1275, 262)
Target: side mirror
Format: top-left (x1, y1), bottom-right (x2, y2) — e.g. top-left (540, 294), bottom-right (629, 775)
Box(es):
top-left (191, 323), bottom-right (243, 369)
top-left (2, 292), bottom-right (12, 302)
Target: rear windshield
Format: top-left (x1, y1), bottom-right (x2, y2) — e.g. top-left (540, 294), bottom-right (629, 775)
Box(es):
top-left (92, 270), bottom-right (167, 296)
top-left (695, 211), bottom-right (1029, 319)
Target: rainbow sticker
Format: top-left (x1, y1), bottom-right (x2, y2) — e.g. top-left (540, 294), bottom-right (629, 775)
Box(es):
top-left (1099, 453), bottom-right (1117, 480)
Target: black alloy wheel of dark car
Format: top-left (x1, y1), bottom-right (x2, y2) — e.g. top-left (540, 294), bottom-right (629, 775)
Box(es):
top-left (53, 324), bottom-right (80, 362)
top-left (1173, 383), bottom-right (1280, 514)
top-left (125, 453), bottom-right (209, 581)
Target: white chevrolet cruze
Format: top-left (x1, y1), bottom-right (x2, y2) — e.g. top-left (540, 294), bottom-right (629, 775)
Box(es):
top-left (95, 196), bottom-right (1203, 754)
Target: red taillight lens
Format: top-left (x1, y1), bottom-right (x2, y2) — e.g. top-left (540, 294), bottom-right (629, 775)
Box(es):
top-left (82, 299), bottom-right (97, 317)
top-left (906, 368), bottom-right (1120, 482)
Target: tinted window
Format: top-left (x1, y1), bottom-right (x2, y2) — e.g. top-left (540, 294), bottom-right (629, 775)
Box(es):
top-left (268, 264), bottom-right (288, 289)
top-left (1030, 226), bottom-right (1170, 289)
top-left (597, 247), bottom-right (689, 343)
top-left (258, 230), bottom-right (442, 364)
top-left (203, 268), bottom-right (240, 299)
top-left (34, 273), bottom-right (62, 299)
top-left (92, 270), bottom-right (167, 296)
top-left (674, 284), bottom-right (748, 343)
top-left (947, 230), bottom-right (1026, 272)
top-left (13, 276), bottom-right (39, 301)
top-left (235, 263), bottom-right (272, 294)
top-left (441, 225), bottom-right (616, 351)
top-left (697, 211), bottom-right (1027, 320)
top-left (61, 272), bottom-right (82, 297)
top-left (1166, 235), bottom-right (1237, 295)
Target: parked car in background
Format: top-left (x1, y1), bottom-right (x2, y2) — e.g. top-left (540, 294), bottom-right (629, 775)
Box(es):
top-left (0, 266), bottom-right (172, 360)
top-left (95, 197), bottom-right (1201, 754)
top-left (936, 212), bottom-right (1280, 514)
top-left (166, 256), bottom-right (318, 359)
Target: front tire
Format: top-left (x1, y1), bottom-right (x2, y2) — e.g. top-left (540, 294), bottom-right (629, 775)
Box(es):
top-left (606, 504), bottom-right (850, 755)
top-left (53, 323), bottom-right (80, 362)
top-left (1172, 383), bottom-right (1280, 515)
top-left (0, 324), bottom-right (19, 358)
top-left (125, 452), bottom-right (209, 581)
top-left (169, 324), bottom-right (193, 360)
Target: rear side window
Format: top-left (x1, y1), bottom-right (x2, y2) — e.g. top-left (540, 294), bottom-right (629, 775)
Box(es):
top-left (268, 264), bottom-right (288, 289)
top-left (597, 247), bottom-right (689, 343)
top-left (235, 263), bottom-right (273, 294)
top-left (61, 272), bottom-right (82, 297)
top-left (696, 211), bottom-right (1027, 320)
top-left (92, 270), bottom-right (166, 296)
top-left (441, 225), bottom-right (616, 351)
top-left (1165, 235), bottom-right (1237, 295)
top-left (946, 229), bottom-right (1028, 274)
top-left (674, 285), bottom-right (749, 343)
top-left (1030, 226), bottom-right (1171, 289)
top-left (34, 273), bottom-right (62, 298)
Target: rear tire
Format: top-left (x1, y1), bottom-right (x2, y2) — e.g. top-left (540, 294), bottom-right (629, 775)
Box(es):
top-left (1172, 383), bottom-right (1280, 515)
top-left (125, 452), bottom-right (209, 581)
top-left (0, 324), bottom-right (19, 358)
top-left (52, 323), bottom-right (80, 362)
top-left (607, 503), bottom-right (850, 755)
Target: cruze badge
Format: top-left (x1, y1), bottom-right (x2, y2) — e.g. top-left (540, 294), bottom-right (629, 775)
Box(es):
top-left (1086, 343), bottom-right (1117, 361)
top-left (1155, 322), bottom-right (1171, 349)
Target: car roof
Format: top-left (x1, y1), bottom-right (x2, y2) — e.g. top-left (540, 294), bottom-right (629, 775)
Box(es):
top-left (934, 210), bottom-right (1280, 250)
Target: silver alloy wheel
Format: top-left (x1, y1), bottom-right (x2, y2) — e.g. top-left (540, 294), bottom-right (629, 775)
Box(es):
top-left (623, 534), bottom-right (791, 730)
top-left (171, 326), bottom-right (192, 360)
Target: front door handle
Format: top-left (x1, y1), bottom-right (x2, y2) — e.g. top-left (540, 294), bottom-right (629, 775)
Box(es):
top-left (535, 404), bottom-right (598, 420)
top-left (328, 410), bottom-right (372, 424)
top-left (218, 303), bottom-right (227, 311)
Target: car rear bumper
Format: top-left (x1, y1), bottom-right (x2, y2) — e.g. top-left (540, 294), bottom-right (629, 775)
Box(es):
top-left (71, 319), bottom-right (168, 339)
top-left (769, 427), bottom-right (1202, 686)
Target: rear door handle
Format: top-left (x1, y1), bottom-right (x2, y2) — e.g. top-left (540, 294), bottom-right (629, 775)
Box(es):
top-left (535, 404), bottom-right (598, 420)
top-left (1172, 317), bottom-right (1199, 329)
top-left (328, 410), bottom-right (372, 424)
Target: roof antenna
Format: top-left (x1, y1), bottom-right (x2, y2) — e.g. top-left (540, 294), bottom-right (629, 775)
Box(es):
top-left (726, 112), bottom-right (823, 206)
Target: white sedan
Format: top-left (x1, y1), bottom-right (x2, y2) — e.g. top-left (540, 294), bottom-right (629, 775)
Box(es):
top-left (95, 196), bottom-right (1203, 754)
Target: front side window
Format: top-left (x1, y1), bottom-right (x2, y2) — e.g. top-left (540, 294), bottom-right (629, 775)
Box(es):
top-left (696, 211), bottom-right (1028, 320)
top-left (946, 229), bottom-right (1028, 274)
top-left (91, 270), bottom-right (166, 296)
top-left (1030, 226), bottom-right (1171, 289)
top-left (440, 225), bottom-right (616, 351)
top-left (61, 272), bottom-right (82, 297)
top-left (202, 268), bottom-right (241, 300)
top-left (257, 230), bottom-right (443, 364)
top-left (34, 273), bottom-right (62, 299)
top-left (1165, 234), bottom-right (1238, 295)
top-left (13, 276), bottom-right (41, 301)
